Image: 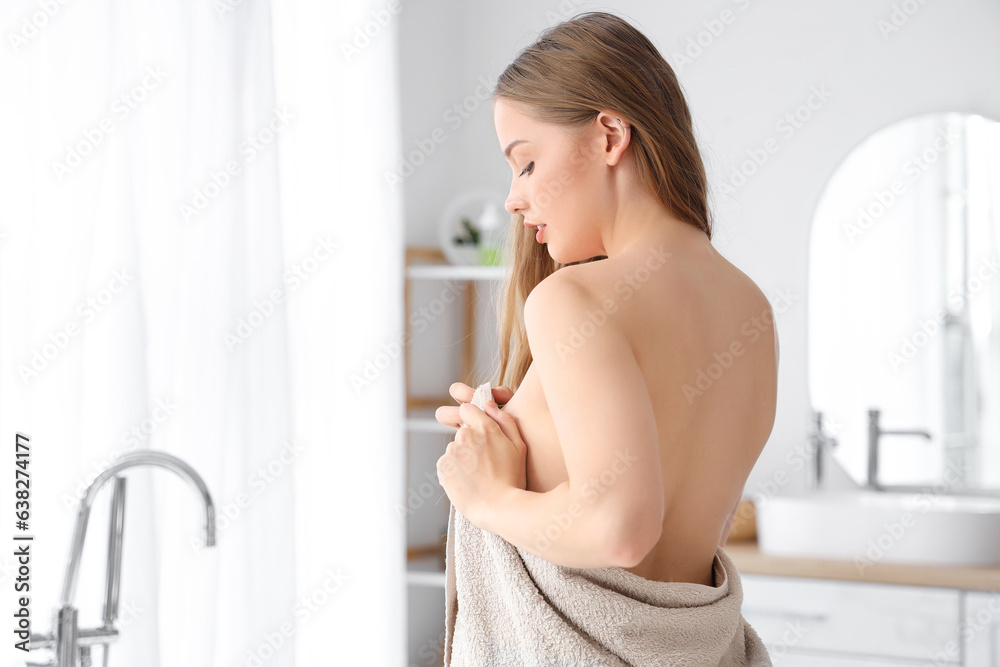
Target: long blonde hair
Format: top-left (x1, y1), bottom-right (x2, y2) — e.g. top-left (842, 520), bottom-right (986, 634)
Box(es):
top-left (485, 11), bottom-right (713, 392)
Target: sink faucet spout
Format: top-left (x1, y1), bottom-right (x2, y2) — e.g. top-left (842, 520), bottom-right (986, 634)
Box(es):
top-left (867, 409), bottom-right (933, 491)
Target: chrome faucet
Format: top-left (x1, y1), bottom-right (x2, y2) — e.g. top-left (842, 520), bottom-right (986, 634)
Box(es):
top-left (27, 450), bottom-right (216, 667)
top-left (806, 409), bottom-right (839, 491)
top-left (867, 408), bottom-right (932, 491)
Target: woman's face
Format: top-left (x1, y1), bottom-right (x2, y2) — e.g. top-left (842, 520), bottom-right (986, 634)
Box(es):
top-left (494, 98), bottom-right (620, 263)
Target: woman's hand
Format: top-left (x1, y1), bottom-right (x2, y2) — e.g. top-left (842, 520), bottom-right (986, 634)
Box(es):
top-left (435, 382), bottom-right (527, 527)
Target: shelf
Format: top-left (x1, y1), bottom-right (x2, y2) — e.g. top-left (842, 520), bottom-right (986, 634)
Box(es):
top-left (407, 542), bottom-right (447, 589)
top-left (407, 396), bottom-right (453, 412)
top-left (406, 406), bottom-right (456, 434)
top-left (407, 554), bottom-right (447, 588)
top-left (405, 245), bottom-right (508, 281)
top-left (406, 263), bottom-right (507, 281)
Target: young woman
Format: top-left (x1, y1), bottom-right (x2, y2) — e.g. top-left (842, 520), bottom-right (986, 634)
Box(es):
top-left (437, 5), bottom-right (777, 626)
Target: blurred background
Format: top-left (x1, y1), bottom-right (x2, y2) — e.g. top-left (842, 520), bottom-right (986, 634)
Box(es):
top-left (2, 0), bottom-right (999, 666)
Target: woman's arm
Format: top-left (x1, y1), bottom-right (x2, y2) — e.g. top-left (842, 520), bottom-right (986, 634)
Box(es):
top-left (487, 271), bottom-right (664, 567)
top-left (481, 480), bottom-right (634, 568)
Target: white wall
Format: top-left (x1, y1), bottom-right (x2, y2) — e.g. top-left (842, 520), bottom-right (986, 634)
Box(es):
top-left (397, 0), bottom-right (1000, 494)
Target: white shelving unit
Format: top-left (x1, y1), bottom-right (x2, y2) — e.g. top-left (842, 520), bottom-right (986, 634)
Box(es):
top-left (403, 246), bottom-right (506, 665)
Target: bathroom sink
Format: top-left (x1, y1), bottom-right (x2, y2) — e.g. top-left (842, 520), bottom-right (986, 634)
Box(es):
top-left (756, 490), bottom-right (1000, 567)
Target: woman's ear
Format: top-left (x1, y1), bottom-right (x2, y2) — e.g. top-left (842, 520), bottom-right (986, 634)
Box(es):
top-left (596, 110), bottom-right (630, 167)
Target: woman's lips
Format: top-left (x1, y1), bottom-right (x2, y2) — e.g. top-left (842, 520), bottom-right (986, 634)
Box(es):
top-left (522, 220), bottom-right (546, 241)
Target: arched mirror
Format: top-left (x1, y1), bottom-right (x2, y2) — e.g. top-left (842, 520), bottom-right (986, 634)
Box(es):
top-left (809, 112), bottom-right (1000, 491)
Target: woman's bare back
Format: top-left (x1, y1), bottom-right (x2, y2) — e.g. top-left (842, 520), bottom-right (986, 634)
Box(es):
top-left (501, 233), bottom-right (778, 585)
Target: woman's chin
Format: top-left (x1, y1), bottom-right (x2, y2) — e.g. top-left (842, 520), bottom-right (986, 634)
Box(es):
top-left (546, 245), bottom-right (567, 264)
top-left (548, 246), bottom-right (589, 265)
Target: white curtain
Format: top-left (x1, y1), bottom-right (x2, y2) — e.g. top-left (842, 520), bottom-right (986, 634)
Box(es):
top-left (0, 0), bottom-right (405, 664)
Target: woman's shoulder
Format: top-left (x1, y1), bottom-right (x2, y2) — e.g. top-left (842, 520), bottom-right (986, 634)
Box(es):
top-left (524, 266), bottom-right (592, 318)
top-left (549, 250), bottom-right (681, 300)
top-left (527, 261), bottom-right (617, 313)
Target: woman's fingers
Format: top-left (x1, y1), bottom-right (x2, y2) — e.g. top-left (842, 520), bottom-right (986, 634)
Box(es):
top-left (491, 386), bottom-right (515, 405)
top-left (448, 382), bottom-right (515, 406)
top-left (448, 381), bottom-right (474, 404)
top-left (435, 405), bottom-right (463, 430)
top-left (438, 383), bottom-right (474, 430)
top-left (438, 382), bottom-right (515, 429)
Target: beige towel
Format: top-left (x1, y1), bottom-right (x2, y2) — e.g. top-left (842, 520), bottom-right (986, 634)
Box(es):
top-left (443, 383), bottom-right (772, 666)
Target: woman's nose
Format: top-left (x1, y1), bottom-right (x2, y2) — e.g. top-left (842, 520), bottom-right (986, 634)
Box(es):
top-left (505, 194), bottom-right (526, 216)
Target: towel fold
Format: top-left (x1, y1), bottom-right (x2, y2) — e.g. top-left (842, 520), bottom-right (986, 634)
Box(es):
top-left (442, 383), bottom-right (772, 666)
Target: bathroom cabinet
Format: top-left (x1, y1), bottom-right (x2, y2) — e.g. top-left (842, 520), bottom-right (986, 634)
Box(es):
top-left (966, 592), bottom-right (1000, 667)
top-left (741, 574), bottom-right (999, 665)
top-left (402, 246), bottom-right (506, 666)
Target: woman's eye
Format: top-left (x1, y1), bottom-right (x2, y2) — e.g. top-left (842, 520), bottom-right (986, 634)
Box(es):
top-left (519, 161), bottom-right (534, 177)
